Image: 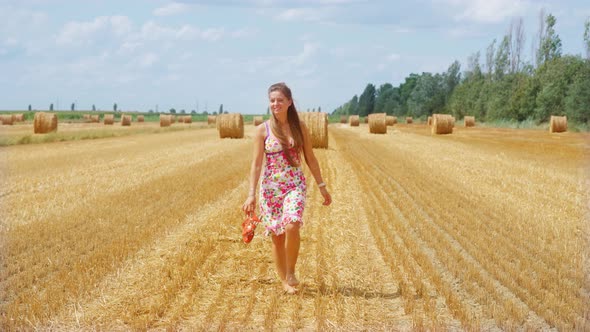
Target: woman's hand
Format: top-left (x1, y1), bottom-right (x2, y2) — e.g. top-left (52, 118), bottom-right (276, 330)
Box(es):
top-left (319, 187), bottom-right (332, 206)
top-left (242, 195), bottom-right (256, 213)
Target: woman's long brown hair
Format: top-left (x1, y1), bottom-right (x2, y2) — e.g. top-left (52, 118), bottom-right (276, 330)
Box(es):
top-left (268, 82), bottom-right (304, 167)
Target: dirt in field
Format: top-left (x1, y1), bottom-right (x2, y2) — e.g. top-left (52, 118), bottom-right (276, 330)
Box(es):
top-left (0, 123), bottom-right (588, 331)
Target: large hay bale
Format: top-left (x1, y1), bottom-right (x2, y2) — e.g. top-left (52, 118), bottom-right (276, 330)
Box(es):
top-left (1, 114), bottom-right (14, 125)
top-left (464, 116), bottom-right (475, 127)
top-left (14, 114), bottom-right (25, 122)
top-left (183, 115), bottom-right (192, 124)
top-left (549, 115), bottom-right (567, 133)
top-left (104, 114), bottom-right (114, 125)
top-left (34, 112), bottom-right (58, 133)
top-left (160, 114), bottom-right (172, 127)
top-left (385, 116), bottom-right (396, 126)
top-left (349, 115), bottom-right (360, 127)
top-left (406, 117), bottom-right (413, 124)
top-left (137, 115), bottom-right (145, 122)
top-left (121, 115), bottom-right (131, 126)
top-left (253, 116), bottom-right (264, 126)
top-left (302, 112), bottom-right (328, 148)
top-left (368, 113), bottom-right (387, 134)
top-left (431, 114), bottom-right (453, 135)
top-left (218, 113), bottom-right (244, 138)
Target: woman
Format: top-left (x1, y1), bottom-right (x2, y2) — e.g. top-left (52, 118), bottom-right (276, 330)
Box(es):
top-left (242, 82), bottom-right (332, 294)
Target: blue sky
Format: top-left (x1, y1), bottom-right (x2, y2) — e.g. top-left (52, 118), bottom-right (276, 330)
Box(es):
top-left (1, 0), bottom-right (589, 114)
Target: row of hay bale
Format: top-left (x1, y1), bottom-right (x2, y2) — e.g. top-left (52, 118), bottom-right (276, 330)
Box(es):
top-left (1, 114), bottom-right (26, 125)
top-left (159, 115), bottom-right (193, 127)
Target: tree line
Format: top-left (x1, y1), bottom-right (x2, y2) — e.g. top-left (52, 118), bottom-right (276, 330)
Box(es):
top-left (334, 11), bottom-right (590, 125)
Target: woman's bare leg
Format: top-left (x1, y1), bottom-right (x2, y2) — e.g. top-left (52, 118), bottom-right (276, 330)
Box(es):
top-left (272, 233), bottom-right (297, 294)
top-left (285, 222), bottom-right (301, 287)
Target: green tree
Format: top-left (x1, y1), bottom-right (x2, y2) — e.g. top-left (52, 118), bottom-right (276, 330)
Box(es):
top-left (181, 109), bottom-right (186, 114)
top-left (444, 60), bottom-right (461, 103)
top-left (113, 103), bottom-right (118, 111)
top-left (584, 18), bottom-right (590, 59)
top-left (49, 103), bottom-right (54, 111)
top-left (92, 104), bottom-right (96, 111)
top-left (494, 36), bottom-right (510, 80)
top-left (348, 95), bottom-right (359, 115)
top-left (537, 13), bottom-right (562, 66)
top-left (357, 83), bottom-right (376, 116)
top-left (565, 60), bottom-right (590, 123)
top-left (71, 103), bottom-right (75, 111)
top-left (170, 108), bottom-right (176, 114)
top-left (28, 104), bottom-right (32, 111)
top-left (219, 104), bottom-right (223, 114)
top-left (374, 83), bottom-right (394, 114)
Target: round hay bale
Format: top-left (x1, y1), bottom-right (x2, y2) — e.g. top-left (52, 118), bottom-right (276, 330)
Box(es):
top-left (218, 113), bottom-right (244, 138)
top-left (183, 115), bottom-right (192, 124)
top-left (253, 116), bottom-right (264, 126)
top-left (137, 115), bottom-right (145, 122)
top-left (368, 113), bottom-right (387, 134)
top-left (1, 114), bottom-right (15, 125)
top-left (385, 116), bottom-right (396, 126)
top-left (464, 116), bottom-right (475, 127)
top-left (34, 112), bottom-right (58, 133)
top-left (431, 114), bottom-right (453, 135)
top-left (83, 114), bottom-right (91, 122)
top-left (349, 115), bottom-right (360, 127)
top-left (340, 115), bottom-right (347, 124)
top-left (160, 114), bottom-right (171, 127)
top-left (121, 115), bottom-right (131, 126)
top-left (170, 115), bottom-right (176, 124)
top-left (549, 115), bottom-right (567, 133)
top-left (406, 117), bottom-right (413, 124)
top-left (90, 115), bottom-right (100, 123)
top-left (427, 116), bottom-right (432, 126)
top-left (14, 114), bottom-right (25, 122)
top-left (302, 112), bottom-right (329, 148)
top-left (104, 114), bottom-right (114, 125)
top-left (207, 115), bottom-right (217, 125)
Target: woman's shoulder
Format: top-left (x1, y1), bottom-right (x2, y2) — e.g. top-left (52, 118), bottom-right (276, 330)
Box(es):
top-left (254, 120), bottom-right (267, 138)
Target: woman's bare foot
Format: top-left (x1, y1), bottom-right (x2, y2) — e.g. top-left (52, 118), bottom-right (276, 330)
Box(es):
top-left (282, 281), bottom-right (298, 295)
top-left (286, 274), bottom-right (300, 287)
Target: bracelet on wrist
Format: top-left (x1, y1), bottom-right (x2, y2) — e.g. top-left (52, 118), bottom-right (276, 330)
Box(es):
top-left (317, 182), bottom-right (326, 188)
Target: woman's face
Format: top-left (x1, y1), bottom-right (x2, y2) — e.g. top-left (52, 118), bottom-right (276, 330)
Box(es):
top-left (269, 90), bottom-right (292, 116)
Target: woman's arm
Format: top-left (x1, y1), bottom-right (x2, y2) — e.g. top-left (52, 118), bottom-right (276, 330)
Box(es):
top-left (242, 124), bottom-right (266, 213)
top-left (301, 122), bottom-right (332, 206)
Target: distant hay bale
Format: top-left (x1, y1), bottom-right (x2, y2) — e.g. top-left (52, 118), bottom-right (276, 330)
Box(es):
top-left (368, 113), bottom-right (387, 134)
top-left (431, 114), bottom-right (453, 135)
top-left (14, 114), bottom-right (25, 122)
top-left (406, 117), bottom-right (413, 124)
top-left (340, 115), bottom-right (347, 124)
top-left (137, 115), bottom-right (144, 122)
top-left (83, 114), bottom-right (91, 122)
top-left (90, 115), bottom-right (100, 123)
top-left (349, 115), bottom-right (360, 127)
top-left (218, 113), bottom-right (244, 138)
top-left (170, 115), bottom-right (176, 124)
top-left (464, 116), bottom-right (475, 127)
top-left (121, 115), bottom-right (131, 126)
top-left (160, 114), bottom-right (172, 127)
top-left (427, 116), bottom-right (432, 126)
top-left (33, 112), bottom-right (58, 134)
top-left (183, 115), bottom-right (192, 124)
top-left (364, 117), bottom-right (368, 123)
top-left (1, 114), bottom-right (14, 125)
top-left (207, 115), bottom-right (216, 125)
top-left (253, 116), bottom-right (264, 126)
top-left (104, 114), bottom-right (114, 125)
top-left (385, 116), bottom-right (396, 126)
top-left (302, 112), bottom-right (328, 148)
top-left (549, 115), bottom-right (567, 133)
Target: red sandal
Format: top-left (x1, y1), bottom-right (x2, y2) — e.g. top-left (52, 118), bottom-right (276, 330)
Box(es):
top-left (242, 212), bottom-right (260, 244)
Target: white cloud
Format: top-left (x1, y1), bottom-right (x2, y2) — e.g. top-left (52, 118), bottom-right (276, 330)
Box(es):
top-left (138, 53), bottom-right (159, 68)
top-left (387, 53), bottom-right (401, 61)
top-left (153, 2), bottom-right (190, 16)
top-left (56, 16), bottom-right (132, 45)
top-left (438, 0), bottom-right (531, 23)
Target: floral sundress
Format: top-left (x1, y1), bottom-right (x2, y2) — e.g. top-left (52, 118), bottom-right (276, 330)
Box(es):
top-left (259, 121), bottom-right (307, 236)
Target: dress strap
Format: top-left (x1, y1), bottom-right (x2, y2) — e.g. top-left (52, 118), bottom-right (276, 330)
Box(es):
top-left (264, 120), bottom-right (270, 139)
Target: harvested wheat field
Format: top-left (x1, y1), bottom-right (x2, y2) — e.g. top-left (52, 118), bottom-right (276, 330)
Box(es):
top-left (0, 123), bottom-right (589, 331)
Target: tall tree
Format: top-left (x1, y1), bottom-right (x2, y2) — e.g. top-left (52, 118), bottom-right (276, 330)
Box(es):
top-left (534, 8), bottom-right (546, 68)
top-left (113, 103), bottom-right (118, 111)
top-left (537, 13), bottom-right (562, 66)
top-left (357, 84), bottom-right (376, 117)
top-left (511, 17), bottom-right (526, 73)
top-left (584, 18), bottom-right (590, 59)
top-left (49, 103), bottom-right (54, 111)
top-left (465, 51), bottom-right (483, 81)
top-left (92, 104), bottom-right (96, 111)
top-left (495, 36), bottom-right (511, 80)
top-left (71, 103), bottom-right (75, 111)
top-left (28, 104), bottom-right (32, 111)
top-left (486, 39), bottom-right (496, 77)
top-left (374, 83), bottom-right (394, 114)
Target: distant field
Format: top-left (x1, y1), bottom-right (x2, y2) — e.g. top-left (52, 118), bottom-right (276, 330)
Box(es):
top-left (0, 121), bottom-right (588, 330)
